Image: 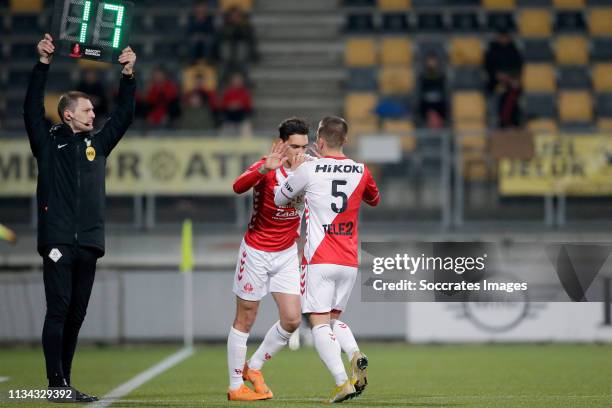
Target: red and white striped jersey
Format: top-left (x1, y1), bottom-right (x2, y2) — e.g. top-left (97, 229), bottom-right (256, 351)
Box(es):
top-left (233, 159), bottom-right (305, 252)
top-left (274, 156), bottom-right (380, 267)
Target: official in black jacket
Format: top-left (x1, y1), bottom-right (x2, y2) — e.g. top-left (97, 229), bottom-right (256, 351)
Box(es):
top-left (23, 33), bottom-right (136, 402)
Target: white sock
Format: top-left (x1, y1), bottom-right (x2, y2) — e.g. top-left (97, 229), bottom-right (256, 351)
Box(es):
top-left (227, 326), bottom-right (249, 390)
top-left (331, 319), bottom-right (359, 362)
top-left (248, 321), bottom-right (293, 370)
top-left (312, 324), bottom-right (348, 386)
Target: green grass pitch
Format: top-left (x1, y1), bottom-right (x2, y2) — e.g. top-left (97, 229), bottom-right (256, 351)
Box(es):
top-left (0, 343), bottom-right (611, 407)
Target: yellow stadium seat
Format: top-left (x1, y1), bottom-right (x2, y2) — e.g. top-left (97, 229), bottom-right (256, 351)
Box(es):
top-left (383, 120), bottom-right (416, 151)
top-left (593, 64), bottom-right (612, 92)
top-left (44, 93), bottom-right (62, 123)
top-left (220, 0), bottom-right (252, 11)
top-left (553, 0), bottom-right (585, 8)
top-left (590, 9), bottom-right (612, 36)
top-left (345, 93), bottom-right (378, 124)
top-left (555, 36), bottom-right (588, 65)
top-left (454, 121), bottom-right (487, 133)
top-left (380, 38), bottom-right (412, 66)
top-left (559, 91), bottom-right (593, 123)
top-left (10, 0), bottom-right (42, 12)
top-left (452, 92), bottom-right (486, 124)
top-left (182, 64), bottom-right (218, 93)
top-left (527, 119), bottom-right (558, 134)
top-left (522, 64), bottom-right (556, 92)
top-left (482, 0), bottom-right (515, 9)
top-left (597, 118), bottom-right (612, 132)
top-left (345, 38), bottom-right (377, 67)
top-left (378, 0), bottom-right (411, 10)
top-left (379, 67), bottom-right (414, 94)
top-left (450, 37), bottom-right (483, 66)
top-left (519, 9), bottom-right (552, 37)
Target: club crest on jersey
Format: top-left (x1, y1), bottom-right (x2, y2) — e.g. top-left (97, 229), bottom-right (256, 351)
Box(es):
top-left (243, 283), bottom-right (254, 293)
top-left (315, 164), bottom-right (363, 174)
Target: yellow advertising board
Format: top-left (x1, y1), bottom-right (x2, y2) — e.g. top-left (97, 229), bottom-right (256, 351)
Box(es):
top-left (499, 134), bottom-right (612, 196)
top-left (0, 137), bottom-right (270, 196)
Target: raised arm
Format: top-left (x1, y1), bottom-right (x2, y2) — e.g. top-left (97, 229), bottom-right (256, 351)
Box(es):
top-left (23, 34), bottom-right (54, 157)
top-left (98, 47), bottom-right (137, 156)
top-left (274, 159), bottom-right (309, 206)
top-left (234, 141), bottom-right (289, 194)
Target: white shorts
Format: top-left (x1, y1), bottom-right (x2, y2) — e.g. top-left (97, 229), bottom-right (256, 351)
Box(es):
top-left (232, 239), bottom-right (300, 301)
top-left (301, 263), bottom-right (358, 314)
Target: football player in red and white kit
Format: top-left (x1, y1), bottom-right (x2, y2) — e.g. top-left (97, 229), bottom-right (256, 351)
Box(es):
top-left (226, 118), bottom-right (311, 401)
top-left (275, 116), bottom-right (380, 403)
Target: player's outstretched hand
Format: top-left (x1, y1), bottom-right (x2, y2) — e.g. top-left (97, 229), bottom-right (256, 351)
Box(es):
top-left (37, 33), bottom-right (55, 64)
top-left (263, 141), bottom-right (289, 172)
top-left (291, 153), bottom-right (308, 170)
top-left (119, 46), bottom-right (136, 75)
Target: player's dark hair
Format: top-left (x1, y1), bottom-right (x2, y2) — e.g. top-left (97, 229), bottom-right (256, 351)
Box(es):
top-left (317, 116), bottom-right (348, 148)
top-left (278, 117), bottom-right (310, 141)
top-left (57, 91), bottom-right (91, 123)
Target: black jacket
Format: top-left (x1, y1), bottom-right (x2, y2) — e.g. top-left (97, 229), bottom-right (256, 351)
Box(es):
top-left (23, 62), bottom-right (135, 257)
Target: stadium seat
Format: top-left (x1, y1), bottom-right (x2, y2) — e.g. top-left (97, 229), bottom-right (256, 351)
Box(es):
top-left (527, 119), bottom-right (559, 133)
top-left (9, 0), bottom-right (42, 12)
top-left (593, 64), bottom-right (612, 92)
top-left (345, 92), bottom-right (379, 123)
top-left (525, 93), bottom-right (557, 118)
top-left (592, 38), bottom-right (612, 61)
top-left (450, 37), bottom-right (483, 65)
top-left (417, 12), bottom-right (445, 32)
top-left (553, 0), bottom-right (585, 7)
top-left (523, 39), bottom-right (554, 62)
top-left (597, 118), bottom-right (612, 132)
top-left (343, 0), bottom-right (376, 6)
top-left (558, 66), bottom-right (590, 89)
top-left (382, 119), bottom-right (416, 151)
top-left (522, 64), bottom-right (556, 92)
top-left (220, 0), bottom-right (252, 11)
top-left (555, 36), bottom-right (588, 65)
top-left (379, 66), bottom-right (414, 94)
top-left (44, 93), bottom-right (62, 123)
top-left (519, 9), bottom-right (552, 37)
top-left (346, 13), bottom-right (376, 32)
top-left (381, 12), bottom-right (411, 32)
top-left (482, 0), bottom-right (516, 9)
top-left (381, 37), bottom-right (412, 66)
top-left (345, 38), bottom-right (377, 66)
top-left (347, 68), bottom-right (378, 90)
top-left (452, 67), bottom-right (485, 89)
top-left (452, 92), bottom-right (486, 123)
top-left (596, 93), bottom-right (612, 117)
top-left (559, 91), bottom-right (593, 123)
top-left (487, 12), bottom-right (516, 32)
top-left (378, 0), bottom-right (412, 9)
top-left (452, 12), bottom-right (481, 32)
top-left (589, 9), bottom-right (612, 36)
top-left (417, 40), bottom-right (447, 62)
top-left (554, 10), bottom-right (586, 32)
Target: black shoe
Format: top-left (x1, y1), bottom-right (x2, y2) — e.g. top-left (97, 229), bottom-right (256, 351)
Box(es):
top-left (72, 387), bottom-right (99, 403)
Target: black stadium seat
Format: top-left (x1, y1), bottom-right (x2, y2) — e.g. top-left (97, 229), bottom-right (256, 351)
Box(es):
top-left (558, 66), bottom-right (591, 89)
top-left (346, 13), bottom-right (376, 33)
top-left (554, 10), bottom-right (586, 32)
top-left (522, 39), bottom-right (554, 62)
top-left (382, 12), bottom-right (411, 33)
top-left (525, 93), bottom-right (557, 118)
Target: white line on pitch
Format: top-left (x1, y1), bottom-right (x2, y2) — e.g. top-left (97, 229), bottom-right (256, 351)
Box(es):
top-left (88, 347), bottom-right (195, 408)
top-left (0, 376), bottom-right (9, 383)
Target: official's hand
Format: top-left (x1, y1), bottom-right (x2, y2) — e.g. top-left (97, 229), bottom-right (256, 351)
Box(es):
top-left (262, 141), bottom-right (289, 172)
top-left (119, 46), bottom-right (136, 75)
top-left (37, 34), bottom-right (55, 64)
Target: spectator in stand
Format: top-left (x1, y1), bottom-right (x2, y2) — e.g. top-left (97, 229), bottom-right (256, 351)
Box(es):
top-left (484, 29), bottom-right (523, 128)
top-left (145, 67), bottom-right (181, 128)
top-left (76, 69), bottom-right (109, 127)
top-left (418, 53), bottom-right (447, 129)
top-left (187, 2), bottom-right (216, 63)
top-left (180, 73), bottom-right (217, 130)
top-left (217, 6), bottom-right (258, 77)
top-left (220, 72), bottom-right (252, 137)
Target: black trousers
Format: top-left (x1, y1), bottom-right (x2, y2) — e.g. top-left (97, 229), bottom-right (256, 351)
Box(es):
top-left (42, 245), bottom-right (97, 385)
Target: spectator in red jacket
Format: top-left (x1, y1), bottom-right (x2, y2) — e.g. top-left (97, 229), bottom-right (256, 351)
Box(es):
top-left (146, 67), bottom-right (180, 127)
top-left (220, 72), bottom-right (252, 137)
